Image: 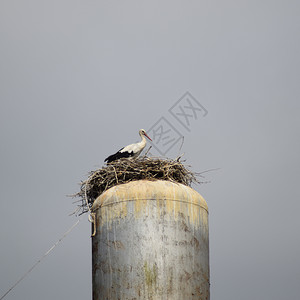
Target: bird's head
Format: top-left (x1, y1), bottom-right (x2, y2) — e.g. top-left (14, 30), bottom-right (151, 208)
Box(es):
top-left (139, 129), bottom-right (152, 141)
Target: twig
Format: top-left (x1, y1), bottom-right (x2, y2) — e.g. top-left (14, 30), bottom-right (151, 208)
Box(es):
top-left (178, 136), bottom-right (184, 156)
top-left (143, 146), bottom-right (152, 157)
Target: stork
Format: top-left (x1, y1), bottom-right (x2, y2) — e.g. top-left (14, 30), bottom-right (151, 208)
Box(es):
top-left (104, 129), bottom-right (152, 163)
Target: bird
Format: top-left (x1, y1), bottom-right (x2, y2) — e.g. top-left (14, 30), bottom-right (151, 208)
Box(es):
top-left (104, 129), bottom-right (152, 163)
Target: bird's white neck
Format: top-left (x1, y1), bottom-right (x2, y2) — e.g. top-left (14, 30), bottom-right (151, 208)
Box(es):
top-left (139, 132), bottom-right (147, 147)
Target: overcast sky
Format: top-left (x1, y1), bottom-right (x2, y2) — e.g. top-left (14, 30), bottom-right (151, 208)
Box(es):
top-left (1, 1), bottom-right (300, 299)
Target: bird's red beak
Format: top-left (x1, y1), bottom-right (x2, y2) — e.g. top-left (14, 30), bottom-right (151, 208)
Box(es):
top-left (144, 132), bottom-right (152, 141)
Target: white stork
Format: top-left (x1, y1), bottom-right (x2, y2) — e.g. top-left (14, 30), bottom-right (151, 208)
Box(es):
top-left (104, 129), bottom-right (152, 163)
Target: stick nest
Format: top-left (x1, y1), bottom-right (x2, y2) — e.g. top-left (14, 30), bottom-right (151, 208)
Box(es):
top-left (72, 157), bottom-right (201, 215)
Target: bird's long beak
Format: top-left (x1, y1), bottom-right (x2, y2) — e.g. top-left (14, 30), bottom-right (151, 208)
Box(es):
top-left (144, 132), bottom-right (152, 141)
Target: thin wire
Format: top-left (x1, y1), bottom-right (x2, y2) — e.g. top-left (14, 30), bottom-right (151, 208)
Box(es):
top-left (84, 173), bottom-right (93, 214)
top-left (84, 173), bottom-right (97, 236)
top-left (0, 217), bottom-right (82, 300)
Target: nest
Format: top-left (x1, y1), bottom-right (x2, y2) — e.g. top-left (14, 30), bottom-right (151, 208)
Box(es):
top-left (72, 157), bottom-right (202, 215)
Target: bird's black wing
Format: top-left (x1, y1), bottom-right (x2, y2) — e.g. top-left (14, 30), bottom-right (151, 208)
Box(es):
top-left (104, 148), bottom-right (134, 163)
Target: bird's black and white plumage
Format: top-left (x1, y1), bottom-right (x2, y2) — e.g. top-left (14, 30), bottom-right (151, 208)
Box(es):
top-left (104, 129), bottom-right (152, 163)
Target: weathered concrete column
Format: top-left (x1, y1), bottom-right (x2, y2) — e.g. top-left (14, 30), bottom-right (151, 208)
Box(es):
top-left (92, 180), bottom-right (209, 300)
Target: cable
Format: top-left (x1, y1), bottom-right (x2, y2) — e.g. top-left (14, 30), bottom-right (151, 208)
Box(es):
top-left (0, 217), bottom-right (82, 300)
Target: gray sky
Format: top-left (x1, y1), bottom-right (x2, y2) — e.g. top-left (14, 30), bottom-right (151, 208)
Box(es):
top-left (1, 0), bottom-right (300, 299)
